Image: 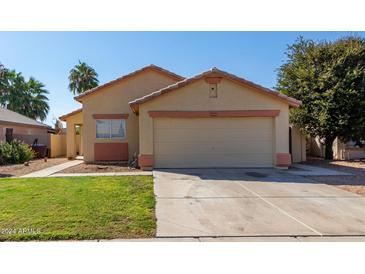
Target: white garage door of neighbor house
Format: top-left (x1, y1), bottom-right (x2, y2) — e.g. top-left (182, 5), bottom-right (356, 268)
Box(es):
top-left (153, 117), bottom-right (274, 168)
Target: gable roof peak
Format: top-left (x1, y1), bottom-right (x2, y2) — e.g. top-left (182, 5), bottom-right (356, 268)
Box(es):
top-left (129, 67), bottom-right (301, 111)
top-left (74, 64), bottom-right (184, 102)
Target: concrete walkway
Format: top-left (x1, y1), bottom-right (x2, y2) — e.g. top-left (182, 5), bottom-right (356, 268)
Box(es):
top-left (20, 160), bottom-right (83, 178)
top-left (50, 171), bottom-right (152, 177)
top-left (287, 164), bottom-right (352, 176)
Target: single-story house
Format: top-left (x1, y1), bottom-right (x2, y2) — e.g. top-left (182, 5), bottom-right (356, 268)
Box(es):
top-left (0, 107), bottom-right (52, 148)
top-left (60, 65), bottom-right (304, 170)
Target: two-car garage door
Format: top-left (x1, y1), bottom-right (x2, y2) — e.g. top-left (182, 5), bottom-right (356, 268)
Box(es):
top-left (153, 117), bottom-right (274, 168)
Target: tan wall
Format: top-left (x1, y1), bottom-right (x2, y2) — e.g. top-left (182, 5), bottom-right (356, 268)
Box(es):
top-left (308, 137), bottom-right (365, 160)
top-left (332, 138), bottom-right (365, 160)
top-left (64, 111), bottom-right (83, 158)
top-left (0, 123), bottom-right (50, 147)
top-left (308, 136), bottom-right (324, 157)
top-left (50, 134), bottom-right (66, 157)
top-left (291, 126), bottom-right (306, 163)
top-left (76, 134), bottom-right (81, 154)
top-left (81, 70), bottom-right (179, 162)
top-left (139, 78), bottom-right (290, 167)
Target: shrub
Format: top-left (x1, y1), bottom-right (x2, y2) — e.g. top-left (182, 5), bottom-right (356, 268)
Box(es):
top-left (0, 140), bottom-right (35, 165)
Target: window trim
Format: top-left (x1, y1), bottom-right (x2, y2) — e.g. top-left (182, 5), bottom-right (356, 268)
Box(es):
top-left (96, 119), bottom-right (126, 139)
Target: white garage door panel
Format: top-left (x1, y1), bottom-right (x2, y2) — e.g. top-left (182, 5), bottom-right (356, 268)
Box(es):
top-left (155, 128), bottom-right (273, 142)
top-left (154, 140), bottom-right (273, 154)
top-left (153, 117), bottom-right (274, 168)
top-left (155, 154), bottom-right (273, 168)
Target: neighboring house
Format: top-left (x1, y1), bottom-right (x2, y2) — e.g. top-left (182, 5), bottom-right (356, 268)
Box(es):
top-left (60, 64), bottom-right (304, 170)
top-left (0, 107), bottom-right (52, 148)
top-left (309, 136), bottom-right (365, 160)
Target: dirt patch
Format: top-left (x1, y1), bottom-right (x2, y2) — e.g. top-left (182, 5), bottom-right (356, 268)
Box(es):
top-left (0, 158), bottom-right (68, 178)
top-left (304, 158), bottom-right (365, 197)
top-left (59, 162), bottom-right (140, 173)
top-left (305, 158), bottom-right (365, 174)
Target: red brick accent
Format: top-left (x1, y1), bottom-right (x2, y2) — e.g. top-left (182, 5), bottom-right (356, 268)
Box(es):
top-left (148, 110), bottom-right (280, 118)
top-left (204, 77), bottom-right (222, 84)
top-left (94, 143), bottom-right (128, 161)
top-left (276, 153), bottom-right (292, 167)
top-left (92, 114), bottom-right (129, 119)
top-left (138, 154), bottom-right (154, 170)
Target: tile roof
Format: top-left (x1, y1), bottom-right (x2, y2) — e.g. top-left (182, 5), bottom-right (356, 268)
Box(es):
top-left (129, 67), bottom-right (301, 112)
top-left (0, 107), bottom-right (50, 128)
top-left (74, 64), bottom-right (184, 102)
top-left (59, 108), bottom-right (82, 121)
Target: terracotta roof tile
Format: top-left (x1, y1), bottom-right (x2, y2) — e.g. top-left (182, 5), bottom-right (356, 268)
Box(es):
top-left (129, 67), bottom-right (301, 111)
top-left (74, 64), bottom-right (184, 102)
top-left (59, 108), bottom-right (82, 121)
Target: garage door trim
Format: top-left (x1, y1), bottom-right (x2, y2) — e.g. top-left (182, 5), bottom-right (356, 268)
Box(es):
top-left (153, 117), bottom-right (274, 168)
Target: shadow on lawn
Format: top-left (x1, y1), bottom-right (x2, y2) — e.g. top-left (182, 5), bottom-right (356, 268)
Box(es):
top-left (0, 173), bottom-right (13, 178)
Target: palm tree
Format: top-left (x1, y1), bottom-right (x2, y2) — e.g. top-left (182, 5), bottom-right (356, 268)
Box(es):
top-left (68, 61), bottom-right (99, 95)
top-left (26, 77), bottom-right (50, 121)
top-left (0, 64), bottom-right (49, 122)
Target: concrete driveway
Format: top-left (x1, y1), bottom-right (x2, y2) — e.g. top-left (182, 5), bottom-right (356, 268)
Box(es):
top-left (154, 168), bottom-right (365, 237)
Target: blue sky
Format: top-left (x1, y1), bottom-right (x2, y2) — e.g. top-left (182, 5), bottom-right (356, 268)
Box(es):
top-left (1, 31), bottom-right (364, 126)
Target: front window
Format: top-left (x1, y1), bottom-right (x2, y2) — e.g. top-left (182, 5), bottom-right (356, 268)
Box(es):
top-left (96, 119), bottom-right (125, 139)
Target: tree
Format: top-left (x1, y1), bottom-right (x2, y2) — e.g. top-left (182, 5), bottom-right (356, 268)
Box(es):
top-left (0, 62), bottom-right (8, 96)
top-left (0, 63), bottom-right (50, 121)
top-left (277, 37), bottom-right (365, 159)
top-left (68, 61), bottom-right (99, 95)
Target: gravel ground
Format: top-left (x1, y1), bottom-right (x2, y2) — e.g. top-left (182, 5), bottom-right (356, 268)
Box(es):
top-left (304, 158), bottom-right (365, 196)
top-left (59, 162), bottom-right (140, 173)
top-left (0, 158), bottom-right (68, 178)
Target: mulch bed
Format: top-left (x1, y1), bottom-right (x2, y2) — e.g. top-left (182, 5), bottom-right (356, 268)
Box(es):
top-left (0, 158), bottom-right (68, 178)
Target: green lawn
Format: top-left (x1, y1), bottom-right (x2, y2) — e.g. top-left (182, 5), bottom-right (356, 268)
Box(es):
top-left (0, 176), bottom-right (155, 241)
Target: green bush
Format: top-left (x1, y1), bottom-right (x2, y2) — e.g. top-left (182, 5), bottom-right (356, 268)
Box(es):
top-left (0, 140), bottom-right (35, 165)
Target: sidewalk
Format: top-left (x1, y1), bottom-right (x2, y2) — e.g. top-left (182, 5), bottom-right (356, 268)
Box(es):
top-left (52, 236), bottom-right (365, 242)
top-left (20, 160), bottom-right (83, 178)
top-left (287, 164), bottom-right (352, 176)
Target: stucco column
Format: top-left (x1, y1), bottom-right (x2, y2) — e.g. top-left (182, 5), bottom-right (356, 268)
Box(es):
top-left (66, 122), bottom-right (76, 159)
top-left (274, 106), bottom-right (291, 168)
top-left (138, 108), bottom-right (154, 170)
top-left (79, 125), bottom-right (84, 156)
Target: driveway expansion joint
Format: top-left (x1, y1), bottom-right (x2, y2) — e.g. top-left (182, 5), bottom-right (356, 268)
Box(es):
top-left (154, 168), bottom-right (365, 238)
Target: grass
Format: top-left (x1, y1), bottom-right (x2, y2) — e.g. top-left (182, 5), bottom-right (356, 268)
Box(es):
top-left (0, 176), bottom-right (155, 241)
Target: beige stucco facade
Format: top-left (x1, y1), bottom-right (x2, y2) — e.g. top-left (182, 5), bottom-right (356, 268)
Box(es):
top-left (50, 133), bottom-right (66, 158)
top-left (137, 78), bottom-right (291, 168)
top-left (60, 65), bottom-right (301, 168)
top-left (291, 125), bottom-right (306, 163)
top-left (60, 110), bottom-right (83, 159)
top-left (77, 69), bottom-right (180, 162)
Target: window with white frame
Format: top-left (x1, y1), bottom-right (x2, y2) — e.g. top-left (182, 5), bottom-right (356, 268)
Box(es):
top-left (96, 119), bottom-right (125, 139)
